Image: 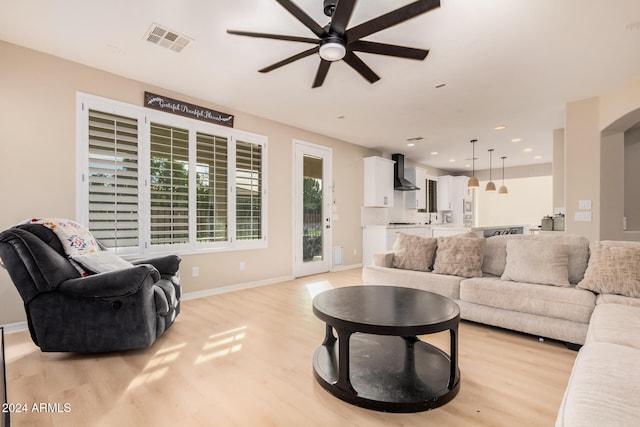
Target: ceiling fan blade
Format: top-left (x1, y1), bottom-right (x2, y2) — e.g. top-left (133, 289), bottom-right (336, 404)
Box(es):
top-left (259, 46), bottom-right (320, 73)
top-left (329, 0), bottom-right (357, 35)
top-left (342, 52), bottom-right (380, 84)
top-left (312, 60), bottom-right (332, 88)
top-left (275, 0), bottom-right (327, 38)
top-left (350, 40), bottom-right (429, 60)
top-left (346, 0), bottom-right (440, 42)
top-left (227, 30), bottom-right (319, 44)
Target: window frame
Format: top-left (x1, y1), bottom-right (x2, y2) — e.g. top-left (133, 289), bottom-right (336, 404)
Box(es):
top-left (76, 92), bottom-right (267, 257)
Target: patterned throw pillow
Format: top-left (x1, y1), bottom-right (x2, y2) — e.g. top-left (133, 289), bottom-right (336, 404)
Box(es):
top-left (577, 242), bottom-right (640, 298)
top-left (432, 234), bottom-right (485, 278)
top-left (31, 218), bottom-right (99, 276)
top-left (32, 218), bottom-right (99, 256)
top-left (392, 233), bottom-right (437, 272)
top-left (501, 240), bottom-right (570, 287)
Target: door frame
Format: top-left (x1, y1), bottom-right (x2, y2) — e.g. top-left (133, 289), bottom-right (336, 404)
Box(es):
top-left (293, 139), bottom-right (333, 277)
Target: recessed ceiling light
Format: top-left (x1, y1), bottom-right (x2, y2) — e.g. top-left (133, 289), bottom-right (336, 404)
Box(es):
top-left (406, 136), bottom-right (424, 142)
top-left (407, 143), bottom-right (415, 147)
top-left (524, 147), bottom-right (533, 152)
top-left (449, 158), bottom-right (456, 163)
top-left (534, 155), bottom-right (542, 159)
top-left (511, 138), bottom-right (521, 142)
top-left (465, 163), bottom-right (471, 168)
top-left (430, 151), bottom-right (438, 155)
top-left (494, 125), bottom-right (507, 131)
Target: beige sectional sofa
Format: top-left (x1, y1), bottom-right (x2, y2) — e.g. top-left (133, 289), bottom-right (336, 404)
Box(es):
top-left (362, 232), bottom-right (640, 426)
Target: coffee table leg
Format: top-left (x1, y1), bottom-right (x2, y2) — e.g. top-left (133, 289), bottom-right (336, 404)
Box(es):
top-left (322, 324), bottom-right (337, 346)
top-left (335, 328), bottom-right (356, 394)
top-left (448, 324), bottom-right (459, 390)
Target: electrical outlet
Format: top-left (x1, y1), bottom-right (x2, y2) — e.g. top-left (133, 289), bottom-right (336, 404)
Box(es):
top-left (239, 261), bottom-right (246, 271)
top-left (192, 267), bottom-right (199, 277)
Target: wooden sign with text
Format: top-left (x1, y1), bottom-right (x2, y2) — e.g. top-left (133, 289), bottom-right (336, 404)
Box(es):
top-left (144, 92), bottom-right (234, 127)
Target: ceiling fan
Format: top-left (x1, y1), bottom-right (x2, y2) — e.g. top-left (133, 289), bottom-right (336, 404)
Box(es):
top-left (227, 0), bottom-right (441, 88)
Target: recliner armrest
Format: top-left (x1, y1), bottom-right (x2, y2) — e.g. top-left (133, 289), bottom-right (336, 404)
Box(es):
top-left (131, 254), bottom-right (180, 276)
top-left (57, 265), bottom-right (160, 298)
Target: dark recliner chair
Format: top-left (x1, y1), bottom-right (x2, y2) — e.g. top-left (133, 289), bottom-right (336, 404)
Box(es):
top-left (0, 223), bottom-right (181, 353)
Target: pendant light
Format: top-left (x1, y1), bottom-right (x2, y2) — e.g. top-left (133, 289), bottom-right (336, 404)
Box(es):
top-left (485, 149), bottom-right (496, 192)
top-left (499, 156), bottom-right (509, 195)
top-left (467, 139), bottom-right (480, 188)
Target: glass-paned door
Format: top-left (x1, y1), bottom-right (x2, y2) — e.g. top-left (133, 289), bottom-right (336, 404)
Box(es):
top-left (294, 141), bottom-right (332, 277)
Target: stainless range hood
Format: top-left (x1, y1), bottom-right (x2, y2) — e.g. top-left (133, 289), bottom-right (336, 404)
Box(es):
top-left (391, 153), bottom-right (419, 191)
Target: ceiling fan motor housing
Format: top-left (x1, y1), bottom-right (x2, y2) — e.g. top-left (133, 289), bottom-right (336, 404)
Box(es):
top-left (323, 0), bottom-right (337, 16)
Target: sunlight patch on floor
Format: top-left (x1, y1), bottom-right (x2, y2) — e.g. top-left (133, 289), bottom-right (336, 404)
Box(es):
top-left (125, 343), bottom-right (186, 391)
top-left (195, 326), bottom-right (247, 365)
top-left (305, 280), bottom-right (334, 299)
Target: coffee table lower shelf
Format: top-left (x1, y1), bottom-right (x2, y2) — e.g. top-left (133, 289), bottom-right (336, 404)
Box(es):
top-left (313, 333), bottom-right (459, 413)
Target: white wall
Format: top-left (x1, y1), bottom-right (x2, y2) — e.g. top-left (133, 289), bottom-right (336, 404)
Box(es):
top-left (474, 176), bottom-right (552, 228)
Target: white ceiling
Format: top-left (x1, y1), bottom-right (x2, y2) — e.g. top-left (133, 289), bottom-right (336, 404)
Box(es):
top-left (2, 0), bottom-right (640, 172)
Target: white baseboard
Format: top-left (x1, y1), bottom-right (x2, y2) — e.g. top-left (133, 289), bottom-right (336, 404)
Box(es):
top-left (2, 321), bottom-right (28, 333)
top-left (331, 263), bottom-right (362, 272)
top-left (181, 275), bottom-right (295, 301)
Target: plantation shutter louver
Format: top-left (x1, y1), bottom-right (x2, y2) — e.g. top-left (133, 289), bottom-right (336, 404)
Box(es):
top-left (236, 140), bottom-right (262, 241)
top-left (87, 109), bottom-right (140, 249)
top-left (150, 123), bottom-right (190, 245)
top-left (196, 132), bottom-right (228, 242)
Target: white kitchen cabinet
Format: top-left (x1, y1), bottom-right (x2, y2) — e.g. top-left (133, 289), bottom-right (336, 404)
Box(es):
top-left (362, 226), bottom-right (430, 266)
top-left (437, 175), bottom-right (454, 210)
top-left (405, 167), bottom-right (427, 209)
top-left (363, 156), bottom-right (395, 207)
top-left (452, 176), bottom-right (470, 224)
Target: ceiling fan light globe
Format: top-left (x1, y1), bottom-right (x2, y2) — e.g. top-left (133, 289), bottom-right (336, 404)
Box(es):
top-left (319, 42), bottom-right (346, 61)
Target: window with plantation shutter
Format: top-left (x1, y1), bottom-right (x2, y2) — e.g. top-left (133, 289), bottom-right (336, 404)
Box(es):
top-left (236, 140), bottom-right (263, 241)
top-left (87, 109), bottom-right (140, 249)
top-left (149, 123), bottom-right (190, 245)
top-left (196, 132), bottom-right (228, 242)
top-left (78, 93), bottom-right (267, 256)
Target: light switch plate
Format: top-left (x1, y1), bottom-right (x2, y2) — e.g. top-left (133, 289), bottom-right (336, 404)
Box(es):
top-left (578, 199), bottom-right (592, 210)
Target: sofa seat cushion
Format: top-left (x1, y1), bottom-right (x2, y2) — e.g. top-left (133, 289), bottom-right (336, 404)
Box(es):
top-left (586, 303), bottom-right (640, 349)
top-left (460, 277), bottom-right (595, 323)
top-left (362, 266), bottom-right (463, 300)
top-left (556, 342), bottom-right (640, 427)
top-left (596, 293), bottom-right (640, 308)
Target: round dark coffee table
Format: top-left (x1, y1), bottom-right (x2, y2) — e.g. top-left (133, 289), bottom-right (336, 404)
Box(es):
top-left (312, 285), bottom-right (460, 412)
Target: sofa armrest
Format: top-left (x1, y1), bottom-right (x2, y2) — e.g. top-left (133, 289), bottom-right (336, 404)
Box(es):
top-left (57, 265), bottom-right (160, 298)
top-left (131, 254), bottom-right (180, 276)
top-left (372, 252), bottom-right (394, 268)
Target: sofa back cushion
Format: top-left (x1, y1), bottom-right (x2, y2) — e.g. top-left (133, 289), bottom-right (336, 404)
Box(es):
top-left (577, 241), bottom-right (640, 298)
top-left (392, 233), bottom-right (437, 272)
top-left (501, 240), bottom-right (570, 287)
top-left (482, 234), bottom-right (590, 284)
top-left (433, 233), bottom-right (485, 278)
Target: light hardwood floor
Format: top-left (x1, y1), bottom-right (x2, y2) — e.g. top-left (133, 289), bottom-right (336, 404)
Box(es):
top-left (4, 268), bottom-right (577, 426)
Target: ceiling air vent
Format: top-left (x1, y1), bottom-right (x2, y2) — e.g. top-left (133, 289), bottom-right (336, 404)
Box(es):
top-left (144, 23), bottom-right (191, 53)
